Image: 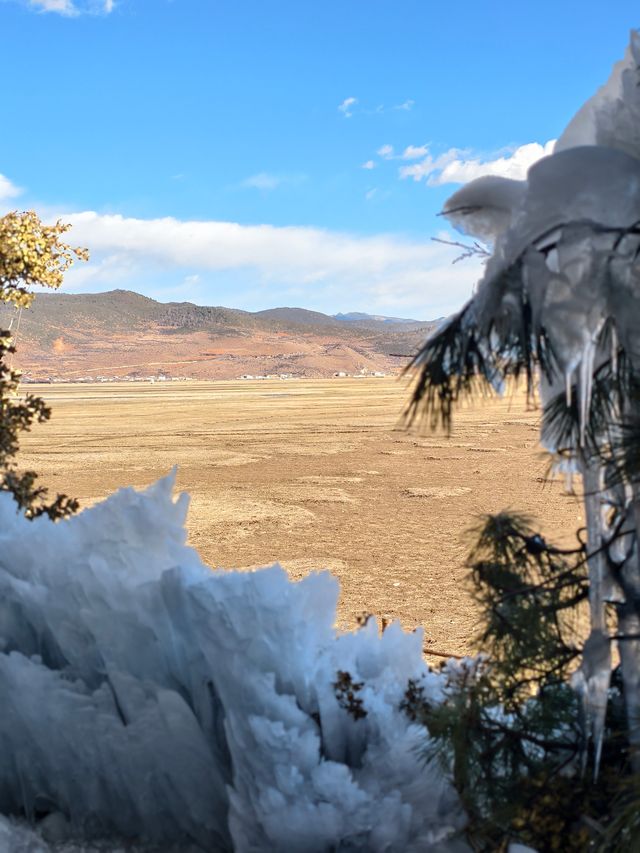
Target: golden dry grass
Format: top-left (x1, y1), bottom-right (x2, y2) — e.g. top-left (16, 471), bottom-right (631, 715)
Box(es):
top-left (18, 377), bottom-right (584, 658)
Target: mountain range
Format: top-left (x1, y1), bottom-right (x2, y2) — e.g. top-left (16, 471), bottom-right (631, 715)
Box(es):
top-left (0, 290), bottom-right (440, 380)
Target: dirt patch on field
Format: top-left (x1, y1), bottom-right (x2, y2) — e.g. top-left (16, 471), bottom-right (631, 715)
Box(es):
top-left (402, 487), bottom-right (472, 498)
top-left (19, 378), bottom-right (584, 658)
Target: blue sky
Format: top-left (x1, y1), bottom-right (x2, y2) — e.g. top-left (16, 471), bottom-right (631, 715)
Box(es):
top-left (1, 1), bottom-right (638, 318)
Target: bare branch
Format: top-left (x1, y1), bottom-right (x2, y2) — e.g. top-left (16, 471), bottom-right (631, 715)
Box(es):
top-left (431, 236), bottom-right (491, 264)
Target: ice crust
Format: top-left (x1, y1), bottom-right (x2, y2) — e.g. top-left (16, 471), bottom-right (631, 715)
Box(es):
top-left (0, 471), bottom-right (465, 852)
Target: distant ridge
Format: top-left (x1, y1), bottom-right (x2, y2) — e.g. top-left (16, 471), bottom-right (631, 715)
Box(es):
top-left (334, 311), bottom-right (428, 326)
top-left (0, 290), bottom-right (440, 381)
top-left (254, 306), bottom-right (346, 328)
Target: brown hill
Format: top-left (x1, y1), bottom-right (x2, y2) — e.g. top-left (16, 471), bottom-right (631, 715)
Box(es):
top-left (0, 290), bottom-right (439, 381)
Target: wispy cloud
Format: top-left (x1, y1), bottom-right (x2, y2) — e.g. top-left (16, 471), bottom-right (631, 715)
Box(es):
top-left (399, 140), bottom-right (556, 185)
top-left (361, 160), bottom-right (375, 170)
top-left (241, 173), bottom-right (282, 191)
top-left (21, 0), bottom-right (114, 16)
top-left (58, 211), bottom-right (482, 317)
top-left (30, 0), bottom-right (75, 13)
top-left (338, 97), bottom-right (357, 118)
top-left (240, 172), bottom-right (305, 191)
top-left (401, 144), bottom-right (429, 160)
top-left (336, 99), bottom-right (414, 120)
top-left (0, 173), bottom-right (23, 204)
top-left (374, 144), bottom-right (429, 162)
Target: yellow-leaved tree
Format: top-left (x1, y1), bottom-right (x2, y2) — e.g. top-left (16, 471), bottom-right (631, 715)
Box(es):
top-left (0, 210), bottom-right (88, 519)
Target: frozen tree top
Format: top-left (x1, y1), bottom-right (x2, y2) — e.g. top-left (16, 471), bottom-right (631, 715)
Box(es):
top-left (427, 30), bottom-right (640, 446)
top-left (555, 29), bottom-right (640, 160)
top-left (441, 29), bottom-right (640, 247)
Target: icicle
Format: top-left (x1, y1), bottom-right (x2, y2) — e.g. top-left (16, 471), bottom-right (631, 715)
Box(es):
top-left (611, 323), bottom-right (619, 376)
top-left (571, 629), bottom-right (611, 780)
top-left (565, 467), bottom-right (574, 494)
top-left (597, 483), bottom-right (628, 603)
top-left (558, 454), bottom-right (579, 494)
top-left (565, 368), bottom-right (573, 408)
top-left (572, 464), bottom-right (613, 779)
top-left (584, 463), bottom-right (606, 632)
top-left (578, 337), bottom-right (597, 446)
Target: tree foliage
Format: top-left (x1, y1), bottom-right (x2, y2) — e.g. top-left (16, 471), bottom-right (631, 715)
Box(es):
top-left (0, 211), bottom-right (88, 308)
top-left (0, 210), bottom-right (86, 519)
top-left (406, 514), bottom-right (629, 850)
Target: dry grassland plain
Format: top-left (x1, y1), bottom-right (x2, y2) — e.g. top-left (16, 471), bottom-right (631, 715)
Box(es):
top-left (19, 378), bottom-right (584, 658)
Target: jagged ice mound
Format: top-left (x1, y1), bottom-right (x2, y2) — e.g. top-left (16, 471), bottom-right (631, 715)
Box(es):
top-left (0, 470), bottom-right (466, 852)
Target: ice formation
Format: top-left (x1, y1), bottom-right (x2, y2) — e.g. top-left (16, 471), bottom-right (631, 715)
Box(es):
top-left (0, 470), bottom-right (466, 852)
top-left (429, 28), bottom-right (640, 773)
top-left (555, 29), bottom-right (640, 161)
top-left (442, 176), bottom-right (526, 244)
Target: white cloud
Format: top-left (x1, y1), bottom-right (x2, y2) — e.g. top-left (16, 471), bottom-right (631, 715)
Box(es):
top-left (24, 0), bottom-right (113, 15)
top-left (338, 97), bottom-right (357, 118)
top-left (241, 173), bottom-right (282, 191)
top-left (400, 140), bottom-right (557, 185)
top-left (401, 144), bottom-right (429, 160)
top-left (361, 160), bottom-right (376, 170)
top-left (365, 189), bottom-right (377, 201)
top-left (29, 0), bottom-right (75, 13)
top-left (398, 148), bottom-right (463, 182)
top-left (0, 174), bottom-right (23, 204)
top-left (52, 251), bottom-right (137, 289)
top-left (374, 144), bottom-right (428, 162)
top-left (394, 99), bottom-right (414, 111)
top-left (58, 211), bottom-right (482, 317)
top-left (371, 144), bottom-right (428, 163)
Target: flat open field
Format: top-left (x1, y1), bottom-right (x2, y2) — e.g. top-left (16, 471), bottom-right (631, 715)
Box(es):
top-left (18, 378), bottom-right (583, 658)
